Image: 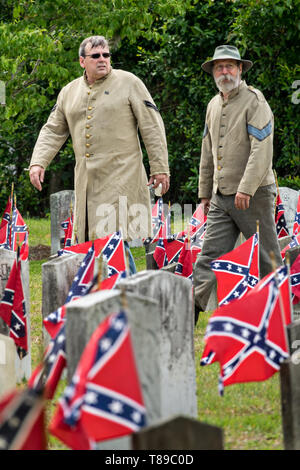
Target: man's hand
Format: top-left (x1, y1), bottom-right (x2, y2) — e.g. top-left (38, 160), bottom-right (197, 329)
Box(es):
top-left (235, 191), bottom-right (250, 210)
top-left (29, 165), bottom-right (45, 191)
top-left (201, 198), bottom-right (211, 215)
top-left (148, 173), bottom-right (170, 195)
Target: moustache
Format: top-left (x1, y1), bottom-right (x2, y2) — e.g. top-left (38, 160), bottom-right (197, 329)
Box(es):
top-left (216, 74), bottom-right (235, 85)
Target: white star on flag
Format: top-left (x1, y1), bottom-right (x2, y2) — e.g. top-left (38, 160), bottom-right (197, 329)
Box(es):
top-left (85, 391), bottom-right (98, 404)
top-left (100, 338), bottom-right (112, 351)
top-left (108, 400), bottom-right (123, 414)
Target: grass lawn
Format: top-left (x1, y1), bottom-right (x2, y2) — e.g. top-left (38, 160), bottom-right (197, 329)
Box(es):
top-left (25, 217), bottom-right (284, 450)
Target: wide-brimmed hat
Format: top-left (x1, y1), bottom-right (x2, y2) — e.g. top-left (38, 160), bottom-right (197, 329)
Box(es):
top-left (201, 45), bottom-right (253, 74)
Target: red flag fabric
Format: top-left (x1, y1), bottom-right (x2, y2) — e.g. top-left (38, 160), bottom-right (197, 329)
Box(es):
top-left (291, 254), bottom-right (300, 305)
top-left (61, 214), bottom-right (74, 248)
top-left (201, 279), bottom-right (289, 394)
top-left (211, 233), bottom-right (259, 306)
top-left (28, 325), bottom-right (66, 400)
top-left (19, 231), bottom-right (29, 261)
top-left (281, 233), bottom-right (300, 259)
top-left (153, 206), bottom-right (172, 268)
top-left (44, 245), bottom-right (96, 338)
top-left (43, 305), bottom-right (66, 340)
top-left (153, 238), bottom-right (168, 269)
top-left (58, 231), bottom-right (126, 276)
top-left (189, 203), bottom-right (207, 238)
top-left (0, 388), bottom-right (46, 450)
top-left (10, 206), bottom-right (28, 252)
top-left (251, 264), bottom-right (292, 325)
top-left (0, 199), bottom-right (29, 254)
top-left (143, 198), bottom-right (165, 245)
top-left (174, 238), bottom-right (194, 280)
top-left (0, 196), bottom-right (12, 245)
top-left (153, 203), bottom-right (207, 269)
top-left (49, 310), bottom-right (146, 449)
top-left (0, 254), bottom-right (28, 357)
top-left (275, 194), bottom-right (290, 238)
top-left (293, 193), bottom-right (300, 236)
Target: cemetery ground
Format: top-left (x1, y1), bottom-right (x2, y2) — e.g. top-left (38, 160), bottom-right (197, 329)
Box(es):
top-left (27, 217), bottom-right (283, 450)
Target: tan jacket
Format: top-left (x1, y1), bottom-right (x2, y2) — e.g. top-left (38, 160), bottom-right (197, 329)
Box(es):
top-left (30, 69), bottom-right (169, 242)
top-left (198, 80), bottom-right (275, 199)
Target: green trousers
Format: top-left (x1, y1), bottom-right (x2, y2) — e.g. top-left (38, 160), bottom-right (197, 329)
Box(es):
top-left (194, 183), bottom-right (282, 311)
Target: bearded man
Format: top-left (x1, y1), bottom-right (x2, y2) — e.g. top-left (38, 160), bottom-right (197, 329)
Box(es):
top-left (193, 45), bottom-right (282, 314)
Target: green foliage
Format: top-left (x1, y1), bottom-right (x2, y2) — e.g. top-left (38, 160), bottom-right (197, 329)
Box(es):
top-left (229, 0), bottom-right (300, 186)
top-left (0, 0), bottom-right (299, 215)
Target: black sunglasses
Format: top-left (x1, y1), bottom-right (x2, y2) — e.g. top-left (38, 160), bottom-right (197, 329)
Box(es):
top-left (85, 52), bottom-right (111, 59)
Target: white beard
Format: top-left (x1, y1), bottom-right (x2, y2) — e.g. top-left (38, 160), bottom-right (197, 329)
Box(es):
top-left (215, 72), bottom-right (241, 94)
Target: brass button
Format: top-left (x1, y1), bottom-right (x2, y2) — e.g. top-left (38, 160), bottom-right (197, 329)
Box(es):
top-left (86, 125), bottom-right (90, 129)
top-left (217, 156), bottom-right (222, 160)
top-left (87, 115), bottom-right (91, 119)
top-left (85, 153), bottom-right (90, 158)
top-left (217, 165), bottom-right (222, 170)
top-left (88, 106), bottom-right (92, 110)
top-left (86, 134), bottom-right (91, 138)
top-left (86, 143), bottom-right (90, 148)
top-left (87, 91), bottom-right (90, 95)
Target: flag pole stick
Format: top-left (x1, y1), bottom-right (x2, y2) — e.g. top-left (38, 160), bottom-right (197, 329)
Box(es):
top-left (273, 169), bottom-right (280, 195)
top-left (97, 253), bottom-right (103, 290)
top-left (256, 219), bottom-right (260, 279)
top-left (270, 251), bottom-right (290, 354)
top-left (285, 251), bottom-right (294, 323)
top-left (125, 248), bottom-right (130, 275)
top-left (273, 170), bottom-right (280, 217)
top-left (120, 286), bottom-right (129, 311)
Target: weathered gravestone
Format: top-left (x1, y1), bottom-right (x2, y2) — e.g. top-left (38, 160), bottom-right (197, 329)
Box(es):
top-left (0, 334), bottom-right (16, 399)
top-left (42, 252), bottom-right (108, 345)
top-left (42, 253), bottom-right (87, 345)
top-left (65, 270), bottom-right (197, 450)
top-left (132, 415), bottom-right (223, 450)
top-left (287, 246), bottom-right (300, 319)
top-left (280, 319), bottom-right (300, 450)
top-left (279, 187), bottom-right (299, 236)
top-left (0, 249), bottom-right (31, 382)
top-left (50, 190), bottom-right (75, 255)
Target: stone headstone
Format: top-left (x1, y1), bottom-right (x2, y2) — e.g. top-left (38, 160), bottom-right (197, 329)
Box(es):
top-left (50, 190), bottom-right (75, 255)
top-left (287, 246), bottom-right (300, 268)
top-left (161, 262), bottom-right (177, 274)
top-left (132, 415), bottom-right (223, 450)
top-left (279, 187), bottom-right (299, 235)
top-left (279, 235), bottom-right (292, 251)
top-left (280, 359), bottom-right (300, 450)
top-left (0, 249), bottom-right (14, 335)
top-left (0, 334), bottom-right (16, 399)
top-left (129, 239), bottom-right (143, 248)
top-left (119, 271), bottom-right (197, 411)
top-left (0, 250), bottom-right (31, 382)
top-left (65, 270), bottom-right (197, 450)
top-left (280, 319), bottom-right (300, 450)
top-left (286, 246), bottom-right (300, 320)
top-left (145, 248), bottom-right (157, 270)
top-left (41, 253), bottom-right (86, 345)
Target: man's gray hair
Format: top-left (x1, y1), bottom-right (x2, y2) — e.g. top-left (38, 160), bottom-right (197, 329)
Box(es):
top-left (79, 35), bottom-right (110, 57)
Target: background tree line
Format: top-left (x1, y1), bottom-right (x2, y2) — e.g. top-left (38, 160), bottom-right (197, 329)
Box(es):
top-left (0, 0), bottom-right (299, 216)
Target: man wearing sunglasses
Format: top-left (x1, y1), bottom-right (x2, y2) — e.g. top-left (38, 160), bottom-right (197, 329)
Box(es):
top-left (29, 35), bottom-right (170, 246)
top-left (193, 45), bottom-right (282, 315)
